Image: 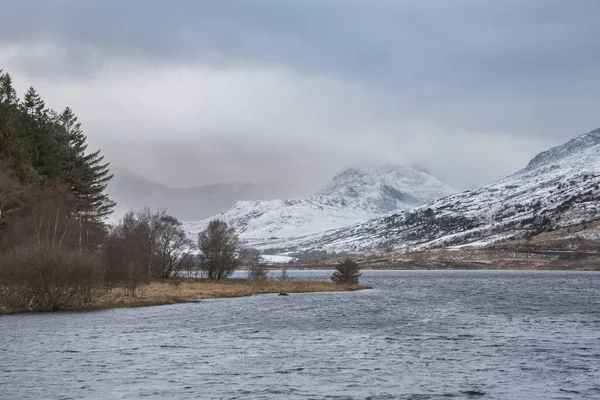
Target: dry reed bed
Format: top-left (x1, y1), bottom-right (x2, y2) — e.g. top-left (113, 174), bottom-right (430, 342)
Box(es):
top-left (78, 279), bottom-right (366, 312)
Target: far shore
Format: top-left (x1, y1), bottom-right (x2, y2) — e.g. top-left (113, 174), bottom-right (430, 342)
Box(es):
top-left (0, 279), bottom-right (368, 315)
top-left (271, 265), bottom-right (600, 271)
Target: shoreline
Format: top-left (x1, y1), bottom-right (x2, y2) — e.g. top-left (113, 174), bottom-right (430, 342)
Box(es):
top-left (0, 279), bottom-right (368, 316)
top-left (274, 266), bottom-right (600, 271)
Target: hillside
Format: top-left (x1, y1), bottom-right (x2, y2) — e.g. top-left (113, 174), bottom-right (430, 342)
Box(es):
top-left (184, 166), bottom-right (455, 246)
top-left (279, 127), bottom-right (600, 255)
top-left (361, 220), bottom-right (600, 271)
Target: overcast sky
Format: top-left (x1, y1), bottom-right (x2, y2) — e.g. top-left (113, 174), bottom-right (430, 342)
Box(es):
top-left (1, 0), bottom-right (599, 194)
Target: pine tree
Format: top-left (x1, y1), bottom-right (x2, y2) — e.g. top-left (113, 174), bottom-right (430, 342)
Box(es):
top-left (0, 68), bottom-right (115, 235)
top-left (331, 258), bottom-right (361, 285)
top-left (59, 107), bottom-right (87, 155)
top-left (0, 71), bottom-right (18, 105)
top-left (22, 86), bottom-right (46, 118)
top-left (57, 107), bottom-right (115, 220)
top-left (0, 71), bottom-right (29, 179)
top-left (81, 149), bottom-right (115, 218)
top-left (19, 87), bottom-right (65, 182)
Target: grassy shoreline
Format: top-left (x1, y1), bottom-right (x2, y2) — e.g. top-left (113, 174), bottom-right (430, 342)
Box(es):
top-left (0, 279), bottom-right (368, 315)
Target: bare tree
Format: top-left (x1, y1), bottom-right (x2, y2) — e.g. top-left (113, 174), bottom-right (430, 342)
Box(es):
top-left (154, 214), bottom-right (193, 279)
top-left (104, 211), bottom-right (151, 296)
top-left (279, 267), bottom-right (289, 281)
top-left (0, 245), bottom-right (104, 312)
top-left (248, 264), bottom-right (269, 281)
top-left (331, 258), bottom-right (361, 284)
top-left (0, 186), bottom-right (106, 312)
top-left (104, 209), bottom-right (195, 291)
top-left (137, 207), bottom-right (166, 279)
top-left (198, 219), bottom-right (240, 280)
top-left (239, 247), bottom-right (261, 265)
top-left (0, 165), bottom-right (25, 237)
top-left (239, 247), bottom-right (269, 281)
top-left (182, 253), bottom-right (198, 278)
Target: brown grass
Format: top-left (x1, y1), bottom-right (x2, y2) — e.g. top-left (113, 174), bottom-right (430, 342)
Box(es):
top-left (1, 279), bottom-right (367, 314)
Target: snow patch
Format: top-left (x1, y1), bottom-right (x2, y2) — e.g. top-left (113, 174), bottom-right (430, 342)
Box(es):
top-left (260, 255), bottom-right (296, 264)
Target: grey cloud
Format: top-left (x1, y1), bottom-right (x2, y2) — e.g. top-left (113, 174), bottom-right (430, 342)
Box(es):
top-left (1, 0), bottom-right (599, 193)
top-left (3, 1), bottom-right (599, 84)
top-left (3, 1), bottom-right (599, 136)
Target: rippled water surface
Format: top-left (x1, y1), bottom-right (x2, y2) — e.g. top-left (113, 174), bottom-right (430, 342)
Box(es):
top-left (2, 270), bottom-right (600, 399)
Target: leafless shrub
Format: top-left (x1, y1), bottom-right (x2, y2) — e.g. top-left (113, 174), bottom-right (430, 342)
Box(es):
top-left (1, 180), bottom-right (106, 252)
top-left (171, 278), bottom-right (183, 291)
top-left (279, 267), bottom-right (289, 281)
top-left (0, 245), bottom-right (104, 312)
top-left (105, 209), bottom-right (194, 290)
top-left (247, 264), bottom-right (269, 281)
top-left (239, 247), bottom-right (261, 265)
top-left (0, 181), bottom-right (109, 312)
top-left (103, 212), bottom-right (151, 296)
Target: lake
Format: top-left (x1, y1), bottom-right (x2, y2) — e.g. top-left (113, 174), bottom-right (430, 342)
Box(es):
top-left (1, 270), bottom-right (600, 399)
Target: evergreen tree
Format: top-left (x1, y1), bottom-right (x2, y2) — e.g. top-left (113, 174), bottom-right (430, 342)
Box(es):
top-left (57, 107), bottom-right (115, 218)
top-left (59, 107), bottom-right (87, 155)
top-left (22, 86), bottom-right (46, 118)
top-left (80, 149), bottom-right (115, 218)
top-left (0, 71), bottom-right (18, 105)
top-left (0, 68), bottom-right (115, 223)
top-left (0, 71), bottom-right (29, 179)
top-left (331, 258), bottom-right (361, 285)
top-left (19, 87), bottom-right (65, 182)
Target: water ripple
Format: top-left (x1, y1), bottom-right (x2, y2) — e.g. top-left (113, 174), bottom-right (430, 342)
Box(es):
top-left (1, 270), bottom-right (600, 399)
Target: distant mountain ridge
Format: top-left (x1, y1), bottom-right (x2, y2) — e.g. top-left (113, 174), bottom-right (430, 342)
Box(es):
top-left (107, 167), bottom-right (283, 221)
top-left (277, 127), bottom-right (600, 254)
top-left (183, 165), bottom-right (456, 246)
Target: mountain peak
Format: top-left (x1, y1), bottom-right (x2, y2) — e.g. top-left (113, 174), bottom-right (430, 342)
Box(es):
top-left (284, 126), bottom-right (600, 254)
top-left (184, 164), bottom-right (456, 247)
top-left (525, 127), bottom-right (600, 171)
top-left (317, 165), bottom-right (454, 212)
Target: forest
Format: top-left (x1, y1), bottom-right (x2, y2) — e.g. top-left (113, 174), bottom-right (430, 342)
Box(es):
top-left (0, 69), bottom-right (210, 312)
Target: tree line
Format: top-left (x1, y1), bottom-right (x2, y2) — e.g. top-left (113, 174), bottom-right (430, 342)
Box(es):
top-left (0, 69), bottom-right (242, 312)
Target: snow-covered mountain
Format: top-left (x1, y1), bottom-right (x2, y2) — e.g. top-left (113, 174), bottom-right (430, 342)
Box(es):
top-left (316, 165), bottom-right (455, 211)
top-left (184, 166), bottom-right (455, 247)
top-left (282, 127), bottom-right (600, 254)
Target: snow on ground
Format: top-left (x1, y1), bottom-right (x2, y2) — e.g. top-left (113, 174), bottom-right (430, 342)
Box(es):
top-left (186, 127), bottom-right (600, 255)
top-left (184, 165), bottom-right (455, 250)
top-left (260, 255), bottom-right (296, 264)
top-left (564, 226), bottom-right (600, 241)
top-left (281, 127), bottom-right (600, 254)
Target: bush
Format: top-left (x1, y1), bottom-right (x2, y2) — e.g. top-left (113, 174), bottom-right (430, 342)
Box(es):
top-left (0, 245), bottom-right (104, 312)
top-left (331, 258), bottom-right (361, 285)
top-left (247, 264), bottom-right (269, 281)
top-left (279, 268), bottom-right (289, 281)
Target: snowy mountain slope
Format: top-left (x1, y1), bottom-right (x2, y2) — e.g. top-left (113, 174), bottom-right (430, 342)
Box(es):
top-left (183, 166), bottom-right (455, 245)
top-left (281, 127), bottom-right (600, 254)
top-left (317, 165), bottom-right (454, 211)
